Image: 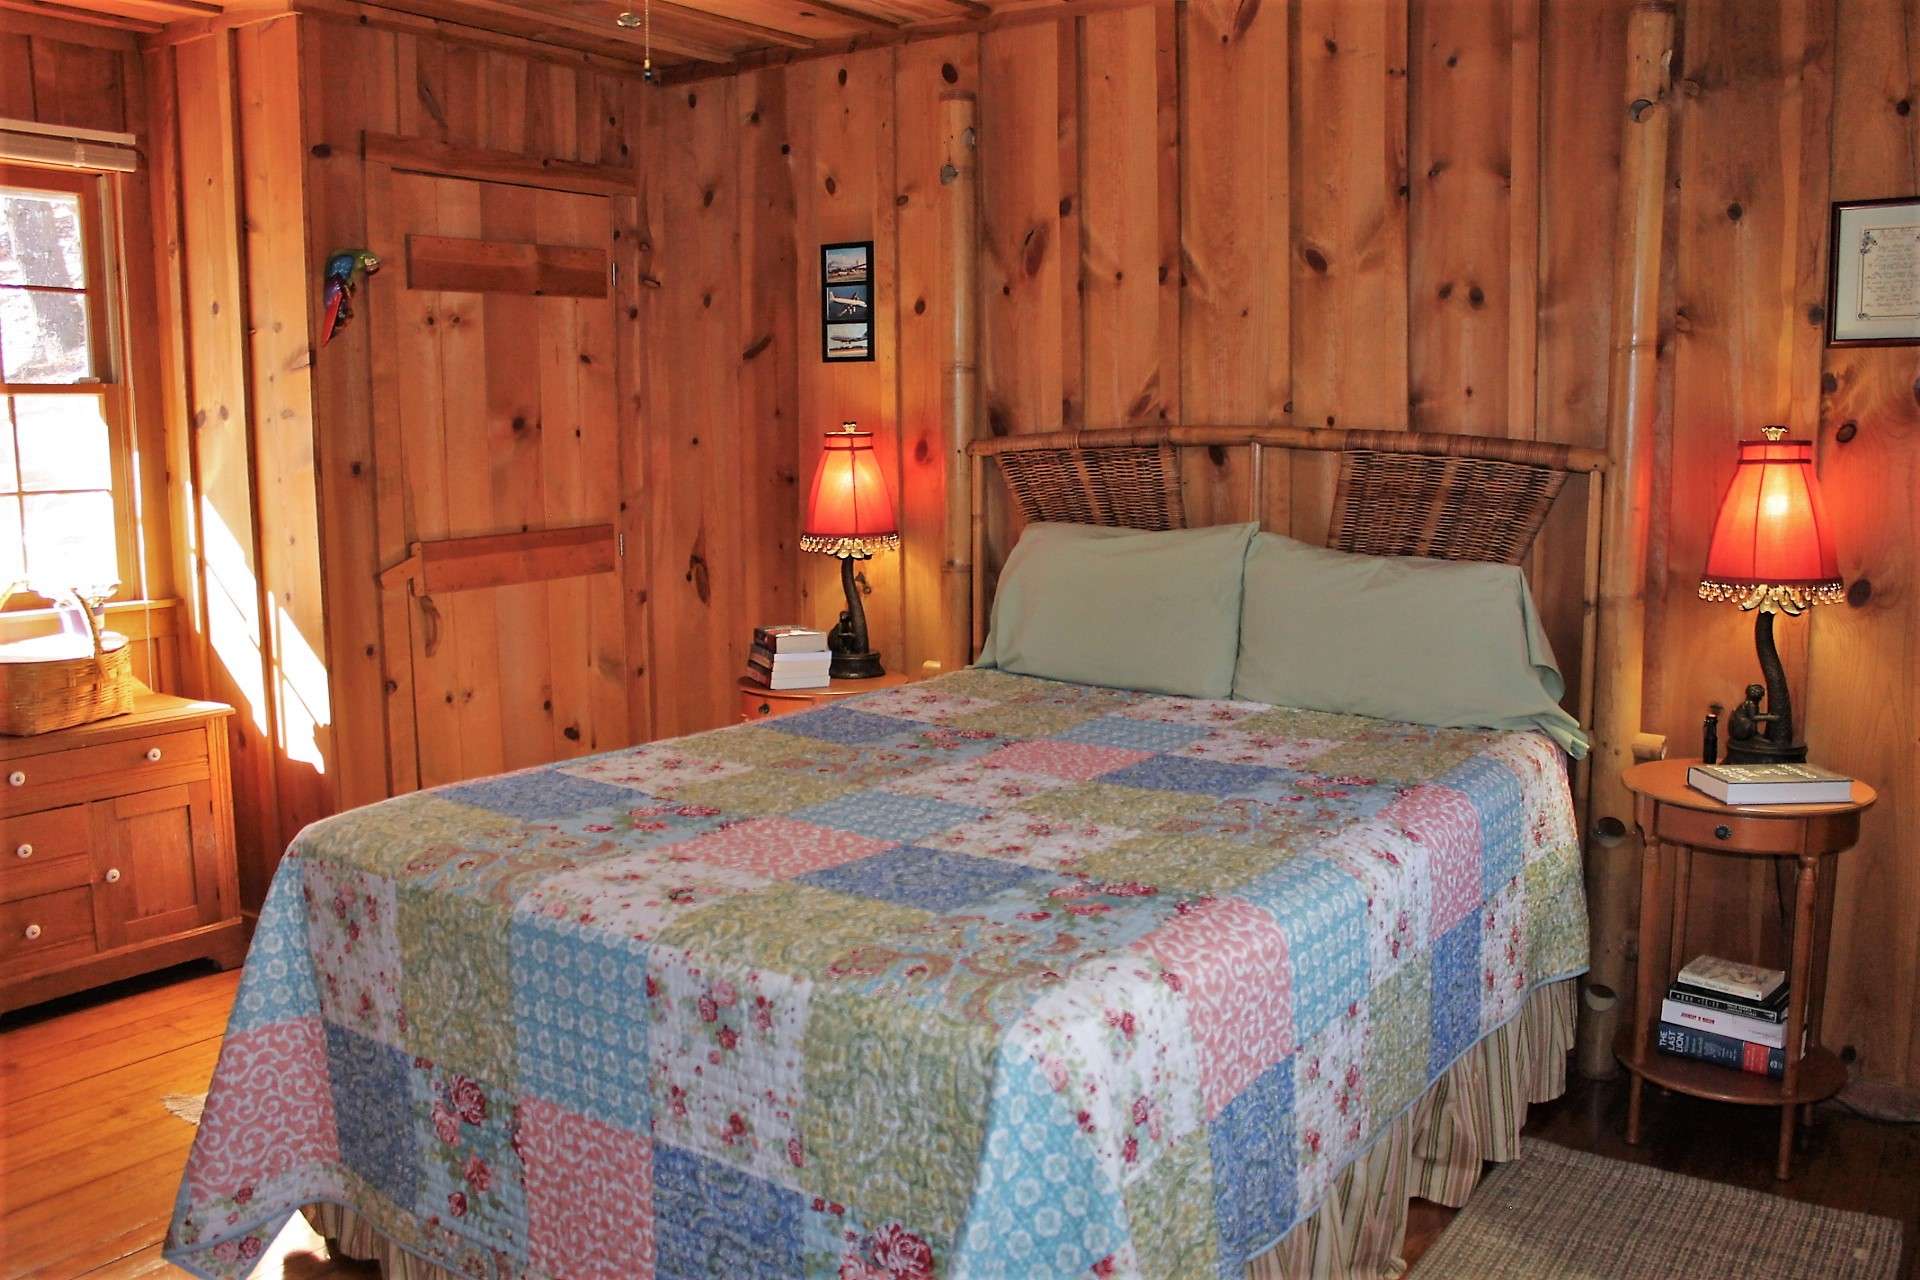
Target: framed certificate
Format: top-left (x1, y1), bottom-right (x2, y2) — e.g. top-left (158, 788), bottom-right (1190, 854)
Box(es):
top-left (1829, 197), bottom-right (1920, 346)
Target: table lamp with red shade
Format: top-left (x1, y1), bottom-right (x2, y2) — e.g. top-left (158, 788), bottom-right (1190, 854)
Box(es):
top-left (1697, 426), bottom-right (1844, 763)
top-left (801, 422), bottom-right (900, 679)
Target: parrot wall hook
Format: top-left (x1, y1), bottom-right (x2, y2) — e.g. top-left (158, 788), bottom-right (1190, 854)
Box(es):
top-left (320, 249), bottom-right (381, 347)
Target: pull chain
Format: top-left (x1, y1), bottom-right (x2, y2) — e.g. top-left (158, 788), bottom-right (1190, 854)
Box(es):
top-left (616, 0), bottom-right (652, 82)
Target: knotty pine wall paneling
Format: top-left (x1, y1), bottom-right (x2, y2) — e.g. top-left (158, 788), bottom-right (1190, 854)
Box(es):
top-left (299, 15), bottom-right (398, 819)
top-left (640, 75), bottom-right (751, 738)
top-left (1808, 0), bottom-right (1920, 1087)
top-left (160, 31), bottom-right (288, 904)
top-left (1078, 6), bottom-right (1179, 435)
top-left (237, 16), bottom-right (333, 856)
top-left (1178, 0), bottom-right (1286, 528)
top-left (1290, 0), bottom-right (1409, 541)
top-left (738, 65), bottom-right (803, 672)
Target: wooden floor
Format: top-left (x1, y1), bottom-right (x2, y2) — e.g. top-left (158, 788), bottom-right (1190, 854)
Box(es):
top-left (2, 963), bottom-right (1914, 1278)
top-left (0, 964), bottom-right (371, 1280)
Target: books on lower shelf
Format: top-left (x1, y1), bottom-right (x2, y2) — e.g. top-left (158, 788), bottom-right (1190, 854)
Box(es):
top-left (1677, 954), bottom-right (1786, 1004)
top-left (1656, 1022), bottom-right (1787, 1079)
top-left (1665, 980), bottom-right (1788, 1023)
top-left (746, 631), bottom-right (832, 690)
top-left (1655, 954), bottom-right (1802, 1079)
top-left (1687, 762), bottom-right (1853, 805)
top-left (1660, 997), bottom-right (1788, 1048)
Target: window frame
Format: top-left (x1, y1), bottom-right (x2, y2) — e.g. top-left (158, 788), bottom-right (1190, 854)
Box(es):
top-left (0, 161), bottom-right (139, 610)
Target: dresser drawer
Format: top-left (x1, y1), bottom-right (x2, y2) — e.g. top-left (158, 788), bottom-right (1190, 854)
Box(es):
top-left (0, 885), bottom-right (96, 969)
top-left (0, 805), bottom-right (92, 902)
top-left (0, 729), bottom-right (209, 814)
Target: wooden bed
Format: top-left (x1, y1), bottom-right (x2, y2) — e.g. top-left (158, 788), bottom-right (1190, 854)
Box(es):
top-left (954, 424), bottom-right (1621, 1278)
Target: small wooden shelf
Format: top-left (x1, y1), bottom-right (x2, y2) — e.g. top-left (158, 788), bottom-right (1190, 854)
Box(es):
top-left (1615, 1024), bottom-right (1846, 1107)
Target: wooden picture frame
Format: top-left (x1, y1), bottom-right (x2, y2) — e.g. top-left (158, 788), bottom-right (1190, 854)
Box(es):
top-left (821, 240), bottom-right (874, 362)
top-left (1827, 196), bottom-right (1920, 346)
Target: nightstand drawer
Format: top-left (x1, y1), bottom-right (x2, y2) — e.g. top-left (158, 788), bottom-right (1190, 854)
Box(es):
top-left (0, 885), bottom-right (96, 968)
top-left (1655, 804), bottom-right (1802, 855)
top-left (739, 689), bottom-right (814, 722)
top-left (0, 729), bottom-right (210, 814)
top-left (0, 805), bottom-right (92, 902)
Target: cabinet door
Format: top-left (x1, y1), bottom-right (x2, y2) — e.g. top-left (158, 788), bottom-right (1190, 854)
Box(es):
top-left (90, 782), bottom-right (224, 949)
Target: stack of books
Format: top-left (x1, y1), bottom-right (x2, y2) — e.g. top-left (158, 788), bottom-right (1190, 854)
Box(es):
top-left (1655, 955), bottom-right (1795, 1078)
top-left (1687, 762), bottom-right (1853, 804)
top-left (746, 625), bottom-right (831, 690)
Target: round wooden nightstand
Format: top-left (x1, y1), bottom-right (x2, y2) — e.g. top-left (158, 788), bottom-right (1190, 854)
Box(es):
top-left (737, 671), bottom-right (915, 723)
top-left (1617, 757), bottom-right (1876, 1180)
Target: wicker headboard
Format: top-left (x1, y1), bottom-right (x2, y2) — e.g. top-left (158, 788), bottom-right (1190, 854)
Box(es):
top-left (964, 424), bottom-right (1611, 805)
top-left (973, 426), bottom-right (1603, 562)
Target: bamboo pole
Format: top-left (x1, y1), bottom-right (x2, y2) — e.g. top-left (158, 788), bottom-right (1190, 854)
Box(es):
top-left (940, 92), bottom-right (981, 670)
top-left (1579, 0), bottom-right (1675, 1080)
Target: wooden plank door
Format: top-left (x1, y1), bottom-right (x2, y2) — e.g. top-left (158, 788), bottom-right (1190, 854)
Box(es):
top-left (366, 165), bottom-right (627, 792)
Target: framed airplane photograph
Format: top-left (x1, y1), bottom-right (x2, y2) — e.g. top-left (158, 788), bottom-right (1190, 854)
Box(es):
top-left (821, 240), bottom-right (875, 362)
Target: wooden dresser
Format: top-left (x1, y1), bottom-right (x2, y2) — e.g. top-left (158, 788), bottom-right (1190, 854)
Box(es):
top-left (0, 692), bottom-right (245, 1014)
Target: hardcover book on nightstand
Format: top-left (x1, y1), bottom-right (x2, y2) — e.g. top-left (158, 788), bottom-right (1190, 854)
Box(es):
top-left (1687, 762), bottom-right (1854, 805)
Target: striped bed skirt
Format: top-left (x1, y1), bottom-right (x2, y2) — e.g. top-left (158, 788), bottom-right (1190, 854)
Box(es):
top-left (307, 979), bottom-right (1577, 1280)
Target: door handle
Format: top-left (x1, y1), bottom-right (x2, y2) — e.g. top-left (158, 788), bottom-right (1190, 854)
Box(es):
top-left (419, 594), bottom-right (443, 658)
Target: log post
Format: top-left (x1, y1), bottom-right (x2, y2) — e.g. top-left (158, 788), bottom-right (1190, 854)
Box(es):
top-left (939, 92), bottom-right (981, 670)
top-left (1579, 0), bottom-right (1675, 1080)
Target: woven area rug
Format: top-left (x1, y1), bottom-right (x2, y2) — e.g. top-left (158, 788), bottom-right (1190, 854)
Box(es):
top-left (1414, 1138), bottom-right (1903, 1279)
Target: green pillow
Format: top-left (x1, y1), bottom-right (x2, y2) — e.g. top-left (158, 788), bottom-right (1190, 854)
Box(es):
top-left (976, 521), bottom-right (1258, 698)
top-left (1233, 533), bottom-right (1588, 755)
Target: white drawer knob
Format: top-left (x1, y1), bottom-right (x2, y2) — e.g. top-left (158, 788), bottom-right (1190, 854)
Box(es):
top-left (14, 843), bottom-right (30, 859)
top-left (105, 867), bottom-right (121, 883)
top-left (145, 747), bottom-right (163, 762)
top-left (7, 771), bottom-right (23, 787)
top-left (23, 923), bottom-right (41, 941)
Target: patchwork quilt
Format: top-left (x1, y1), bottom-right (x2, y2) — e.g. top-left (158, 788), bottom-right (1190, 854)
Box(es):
top-left (166, 669), bottom-right (1587, 1280)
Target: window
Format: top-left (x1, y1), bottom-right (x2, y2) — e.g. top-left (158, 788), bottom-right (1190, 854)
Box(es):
top-left (0, 164), bottom-right (131, 604)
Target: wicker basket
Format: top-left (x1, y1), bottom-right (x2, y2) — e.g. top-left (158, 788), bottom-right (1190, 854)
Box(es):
top-left (0, 604), bottom-right (135, 735)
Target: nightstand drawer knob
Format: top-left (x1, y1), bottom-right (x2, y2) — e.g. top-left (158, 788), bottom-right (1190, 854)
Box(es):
top-left (756, 702), bottom-right (771, 717)
top-left (14, 843), bottom-right (29, 860)
top-left (23, 923), bottom-right (40, 941)
top-left (1714, 824), bottom-right (1733, 840)
top-left (145, 747), bottom-right (163, 762)
top-left (7, 771), bottom-right (23, 787)
top-left (105, 867), bottom-right (121, 884)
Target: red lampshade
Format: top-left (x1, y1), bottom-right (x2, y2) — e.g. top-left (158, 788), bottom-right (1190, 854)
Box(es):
top-left (801, 422), bottom-right (900, 558)
top-left (1698, 427), bottom-right (1843, 614)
